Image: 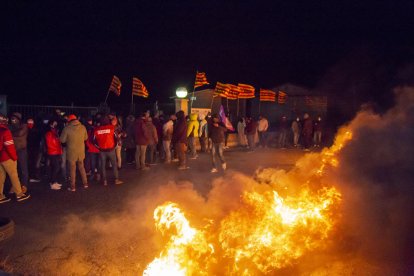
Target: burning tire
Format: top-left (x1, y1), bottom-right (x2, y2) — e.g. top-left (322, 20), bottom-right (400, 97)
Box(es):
top-left (0, 218), bottom-right (14, 244)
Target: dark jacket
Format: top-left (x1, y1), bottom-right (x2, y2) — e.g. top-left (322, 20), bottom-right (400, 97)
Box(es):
top-left (172, 118), bottom-right (187, 144)
top-left (10, 123), bottom-right (28, 150)
top-left (134, 118), bottom-right (149, 146)
top-left (245, 120), bottom-right (257, 135)
top-left (209, 123), bottom-right (227, 143)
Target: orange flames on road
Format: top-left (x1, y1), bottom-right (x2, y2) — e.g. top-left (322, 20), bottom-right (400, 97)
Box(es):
top-left (144, 130), bottom-right (353, 275)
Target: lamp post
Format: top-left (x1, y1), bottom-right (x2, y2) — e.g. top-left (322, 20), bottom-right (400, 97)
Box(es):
top-left (175, 87), bottom-right (189, 115)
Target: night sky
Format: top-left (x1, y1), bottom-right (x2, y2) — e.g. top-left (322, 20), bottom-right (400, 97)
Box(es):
top-left (2, 1), bottom-right (414, 106)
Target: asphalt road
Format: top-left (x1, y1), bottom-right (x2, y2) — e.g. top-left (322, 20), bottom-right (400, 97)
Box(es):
top-left (0, 147), bottom-right (304, 275)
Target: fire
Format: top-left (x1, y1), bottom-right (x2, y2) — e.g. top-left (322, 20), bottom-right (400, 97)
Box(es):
top-left (144, 129), bottom-right (353, 275)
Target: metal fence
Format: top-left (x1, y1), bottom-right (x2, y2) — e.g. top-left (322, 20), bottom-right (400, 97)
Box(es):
top-left (7, 104), bottom-right (99, 119)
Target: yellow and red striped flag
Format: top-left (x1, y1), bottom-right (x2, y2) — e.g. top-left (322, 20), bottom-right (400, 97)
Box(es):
top-left (108, 75), bottom-right (122, 96)
top-left (237, 83), bottom-right (255, 99)
top-left (227, 84), bottom-right (242, 100)
top-left (132, 77), bottom-right (149, 98)
top-left (259, 89), bottom-right (276, 102)
top-left (194, 72), bottom-right (209, 88)
top-left (278, 90), bottom-right (288, 104)
top-left (214, 82), bottom-right (230, 98)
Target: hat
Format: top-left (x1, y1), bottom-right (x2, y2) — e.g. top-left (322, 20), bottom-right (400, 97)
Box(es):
top-left (67, 114), bottom-right (77, 122)
top-left (11, 112), bottom-right (22, 121)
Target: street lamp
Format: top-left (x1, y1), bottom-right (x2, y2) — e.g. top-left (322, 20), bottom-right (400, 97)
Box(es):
top-left (176, 87), bottom-right (188, 98)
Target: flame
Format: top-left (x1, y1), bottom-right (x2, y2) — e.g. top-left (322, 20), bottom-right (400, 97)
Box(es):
top-left (144, 129), bottom-right (353, 275)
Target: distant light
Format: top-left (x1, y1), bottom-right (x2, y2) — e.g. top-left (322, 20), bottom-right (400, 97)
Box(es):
top-left (176, 87), bottom-right (188, 98)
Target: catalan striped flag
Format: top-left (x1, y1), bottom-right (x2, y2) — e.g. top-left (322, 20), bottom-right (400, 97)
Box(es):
top-left (227, 84), bottom-right (242, 100)
top-left (237, 83), bottom-right (255, 99)
top-left (259, 89), bottom-right (276, 102)
top-left (194, 72), bottom-right (209, 88)
top-left (278, 90), bottom-right (288, 104)
top-left (214, 82), bottom-right (230, 98)
top-left (108, 75), bottom-right (122, 96)
top-left (132, 77), bottom-right (149, 98)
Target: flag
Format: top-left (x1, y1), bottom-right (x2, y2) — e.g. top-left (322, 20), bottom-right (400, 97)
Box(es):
top-left (132, 77), bottom-right (149, 98)
top-left (305, 96), bottom-right (328, 107)
top-left (194, 72), bottom-right (209, 88)
top-left (227, 84), bottom-right (242, 100)
top-left (259, 89), bottom-right (276, 102)
top-left (108, 75), bottom-right (121, 96)
top-left (214, 82), bottom-right (230, 98)
top-left (219, 105), bottom-right (235, 131)
top-left (278, 90), bottom-right (288, 104)
top-left (237, 83), bottom-right (255, 99)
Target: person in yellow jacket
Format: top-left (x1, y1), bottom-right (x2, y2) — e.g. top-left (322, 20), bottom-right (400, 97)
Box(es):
top-left (186, 113), bottom-right (199, 159)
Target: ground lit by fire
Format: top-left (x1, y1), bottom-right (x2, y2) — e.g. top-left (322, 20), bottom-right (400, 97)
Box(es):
top-left (143, 130), bottom-right (353, 275)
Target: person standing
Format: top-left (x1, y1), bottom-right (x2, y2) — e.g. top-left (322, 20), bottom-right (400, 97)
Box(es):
top-left (209, 115), bottom-right (227, 173)
top-left (198, 114), bottom-right (208, 153)
top-left (302, 113), bottom-right (313, 151)
top-left (162, 115), bottom-right (174, 163)
top-left (257, 115), bottom-right (269, 148)
top-left (291, 117), bottom-right (301, 148)
top-left (313, 116), bottom-right (323, 147)
top-left (186, 113), bottom-right (199, 159)
top-left (134, 112), bottom-right (150, 170)
top-left (44, 120), bottom-right (63, 190)
top-left (85, 118), bottom-right (100, 182)
top-left (0, 114), bottom-right (30, 203)
top-left (26, 118), bottom-right (42, 182)
top-left (9, 112), bottom-right (29, 192)
top-left (278, 115), bottom-right (289, 149)
top-left (237, 117), bottom-right (247, 147)
top-left (124, 115), bottom-right (136, 165)
top-left (145, 117), bottom-right (158, 165)
top-left (172, 111), bottom-right (188, 170)
top-left (245, 117), bottom-right (257, 151)
top-left (60, 114), bottom-right (88, 191)
top-left (94, 117), bottom-right (123, 186)
top-left (112, 116), bottom-right (125, 169)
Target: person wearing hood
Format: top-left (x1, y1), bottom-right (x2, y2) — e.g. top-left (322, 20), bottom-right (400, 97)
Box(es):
top-left (94, 117), bottom-right (123, 186)
top-left (9, 112), bottom-right (29, 191)
top-left (198, 114), bottom-right (208, 153)
top-left (172, 110), bottom-right (188, 170)
top-left (60, 114), bottom-right (88, 191)
top-left (302, 113), bottom-right (313, 151)
top-left (186, 113), bottom-right (199, 159)
top-left (0, 113), bottom-right (31, 203)
top-left (162, 114), bottom-right (175, 163)
top-left (45, 119), bottom-right (63, 190)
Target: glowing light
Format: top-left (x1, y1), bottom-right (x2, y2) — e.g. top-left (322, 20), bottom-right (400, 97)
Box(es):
top-left (176, 87), bottom-right (188, 98)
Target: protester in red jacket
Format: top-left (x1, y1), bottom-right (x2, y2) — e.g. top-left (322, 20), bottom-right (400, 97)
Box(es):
top-left (45, 120), bottom-right (63, 190)
top-left (85, 120), bottom-right (100, 182)
top-left (93, 117), bottom-right (122, 186)
top-left (0, 114), bottom-right (30, 203)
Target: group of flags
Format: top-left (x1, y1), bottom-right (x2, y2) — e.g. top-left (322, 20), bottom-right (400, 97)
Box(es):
top-left (108, 76), bottom-right (149, 98)
top-left (107, 71), bottom-right (290, 104)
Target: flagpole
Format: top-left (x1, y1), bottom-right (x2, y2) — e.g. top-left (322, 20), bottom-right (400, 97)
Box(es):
top-left (104, 90), bottom-right (110, 104)
top-left (210, 93), bottom-right (215, 110)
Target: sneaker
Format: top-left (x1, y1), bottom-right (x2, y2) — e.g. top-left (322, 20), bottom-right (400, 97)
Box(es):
top-left (178, 166), bottom-right (189, 170)
top-left (141, 166), bottom-right (150, 171)
top-left (115, 179), bottom-right (123, 185)
top-left (29, 178), bottom-right (41, 183)
top-left (172, 158), bottom-right (179, 162)
top-left (222, 163), bottom-right (227, 170)
top-left (50, 183), bottom-right (61, 190)
top-left (0, 197), bottom-right (11, 204)
top-left (67, 187), bottom-right (76, 192)
top-left (210, 168), bottom-right (218, 173)
top-left (16, 193), bottom-right (31, 202)
top-left (83, 184), bottom-right (89, 189)
top-left (21, 186), bottom-right (28, 193)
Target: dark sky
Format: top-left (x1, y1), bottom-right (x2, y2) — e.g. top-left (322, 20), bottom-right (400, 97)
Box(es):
top-left (2, 1), bottom-right (414, 106)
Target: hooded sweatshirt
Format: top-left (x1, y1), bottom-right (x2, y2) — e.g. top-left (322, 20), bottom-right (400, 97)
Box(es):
top-left (186, 113), bottom-right (199, 137)
top-left (60, 119), bottom-right (88, 161)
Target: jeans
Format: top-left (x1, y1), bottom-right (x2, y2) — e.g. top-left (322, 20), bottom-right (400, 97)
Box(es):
top-left (89, 152), bottom-right (100, 175)
top-left (258, 131), bottom-right (267, 147)
top-left (0, 159), bottom-right (24, 198)
top-left (174, 143), bottom-right (187, 168)
top-left (199, 137), bottom-right (208, 152)
top-left (16, 148), bottom-right (29, 187)
top-left (163, 140), bottom-right (171, 162)
top-left (313, 131), bottom-right (322, 146)
top-left (135, 145), bottom-right (147, 169)
top-left (48, 154), bottom-right (61, 183)
top-left (67, 159), bottom-right (88, 189)
top-left (146, 144), bottom-right (156, 164)
top-left (211, 143), bottom-right (225, 168)
top-left (188, 137), bottom-right (197, 157)
top-left (100, 150), bottom-right (119, 181)
top-left (126, 147), bottom-right (136, 164)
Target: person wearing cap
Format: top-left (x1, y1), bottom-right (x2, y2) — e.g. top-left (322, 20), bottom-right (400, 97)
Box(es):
top-left (0, 113), bottom-right (30, 203)
top-left (94, 117), bottom-right (123, 185)
top-left (60, 114), bottom-right (88, 191)
top-left (9, 112), bottom-right (29, 191)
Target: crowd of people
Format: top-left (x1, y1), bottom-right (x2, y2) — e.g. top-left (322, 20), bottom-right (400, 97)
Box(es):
top-left (0, 109), bottom-right (323, 203)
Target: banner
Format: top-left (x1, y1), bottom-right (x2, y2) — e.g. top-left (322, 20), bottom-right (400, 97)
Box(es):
top-left (237, 83), bottom-right (255, 99)
top-left (214, 82), bottom-right (230, 98)
top-left (227, 84), bottom-right (242, 100)
top-left (259, 89), bottom-right (276, 102)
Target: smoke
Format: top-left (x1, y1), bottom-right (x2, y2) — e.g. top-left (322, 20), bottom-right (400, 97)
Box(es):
top-left (12, 87), bottom-right (414, 275)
